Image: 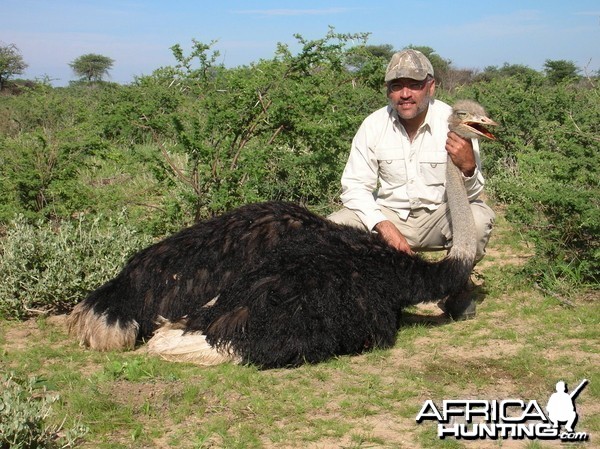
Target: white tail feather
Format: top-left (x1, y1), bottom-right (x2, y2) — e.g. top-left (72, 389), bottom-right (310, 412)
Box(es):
top-left (146, 317), bottom-right (240, 366)
top-left (67, 303), bottom-right (139, 351)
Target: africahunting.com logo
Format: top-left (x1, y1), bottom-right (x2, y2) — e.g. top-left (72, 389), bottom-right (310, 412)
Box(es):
top-left (416, 379), bottom-right (589, 442)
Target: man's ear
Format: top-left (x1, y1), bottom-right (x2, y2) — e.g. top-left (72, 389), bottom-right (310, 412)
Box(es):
top-left (428, 78), bottom-right (436, 96)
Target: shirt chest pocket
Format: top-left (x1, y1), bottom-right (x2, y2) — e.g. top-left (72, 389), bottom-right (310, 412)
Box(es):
top-left (419, 152), bottom-right (448, 186)
top-left (376, 148), bottom-right (407, 186)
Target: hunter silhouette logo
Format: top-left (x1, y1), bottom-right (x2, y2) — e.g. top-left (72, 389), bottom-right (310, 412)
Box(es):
top-left (416, 379), bottom-right (590, 442)
top-left (546, 379), bottom-right (588, 433)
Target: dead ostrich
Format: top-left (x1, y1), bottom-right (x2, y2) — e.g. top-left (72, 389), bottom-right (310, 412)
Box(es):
top-left (68, 100), bottom-right (497, 368)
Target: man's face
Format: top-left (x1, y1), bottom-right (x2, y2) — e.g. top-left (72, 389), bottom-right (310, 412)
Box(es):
top-left (387, 77), bottom-right (435, 122)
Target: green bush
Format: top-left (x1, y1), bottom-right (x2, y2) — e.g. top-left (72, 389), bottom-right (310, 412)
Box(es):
top-left (148, 33), bottom-right (382, 221)
top-left (0, 373), bottom-right (88, 448)
top-left (0, 133), bottom-right (101, 222)
top-left (460, 77), bottom-right (600, 293)
top-left (0, 213), bottom-right (153, 319)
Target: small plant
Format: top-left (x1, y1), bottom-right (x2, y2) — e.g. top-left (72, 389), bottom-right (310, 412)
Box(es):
top-left (0, 373), bottom-right (88, 448)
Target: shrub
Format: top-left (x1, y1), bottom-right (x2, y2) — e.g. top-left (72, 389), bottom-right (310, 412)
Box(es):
top-left (0, 373), bottom-right (88, 448)
top-left (0, 212), bottom-right (153, 319)
top-left (460, 77), bottom-right (600, 293)
top-left (149, 33), bottom-right (382, 221)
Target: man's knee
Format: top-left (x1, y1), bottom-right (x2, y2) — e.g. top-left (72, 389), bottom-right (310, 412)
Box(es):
top-left (471, 201), bottom-right (495, 237)
top-left (327, 207), bottom-right (368, 230)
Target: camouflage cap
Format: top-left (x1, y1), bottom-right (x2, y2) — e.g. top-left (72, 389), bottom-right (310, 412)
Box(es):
top-left (385, 49), bottom-right (434, 82)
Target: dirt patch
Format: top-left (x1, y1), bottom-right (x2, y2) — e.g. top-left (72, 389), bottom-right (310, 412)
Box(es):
top-left (3, 314), bottom-right (68, 352)
top-left (4, 325), bottom-right (36, 352)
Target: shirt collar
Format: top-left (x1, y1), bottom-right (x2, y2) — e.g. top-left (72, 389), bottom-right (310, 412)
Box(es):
top-left (421, 101), bottom-right (435, 134)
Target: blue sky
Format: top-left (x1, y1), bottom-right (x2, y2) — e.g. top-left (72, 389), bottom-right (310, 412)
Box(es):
top-left (2, 0), bottom-right (599, 86)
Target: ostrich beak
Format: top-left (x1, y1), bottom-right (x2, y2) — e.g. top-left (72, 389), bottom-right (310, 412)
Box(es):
top-left (462, 116), bottom-right (499, 140)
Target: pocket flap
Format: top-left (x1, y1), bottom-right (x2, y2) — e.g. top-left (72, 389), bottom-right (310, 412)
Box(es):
top-left (375, 147), bottom-right (403, 161)
top-left (419, 151), bottom-right (448, 164)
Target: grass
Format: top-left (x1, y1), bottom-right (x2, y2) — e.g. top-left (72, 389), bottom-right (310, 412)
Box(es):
top-left (0, 212), bottom-right (598, 448)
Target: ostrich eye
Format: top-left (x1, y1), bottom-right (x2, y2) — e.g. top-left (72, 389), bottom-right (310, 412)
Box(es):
top-left (456, 111), bottom-right (467, 118)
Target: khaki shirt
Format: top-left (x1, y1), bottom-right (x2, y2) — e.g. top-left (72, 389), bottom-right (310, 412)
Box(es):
top-left (340, 99), bottom-right (485, 230)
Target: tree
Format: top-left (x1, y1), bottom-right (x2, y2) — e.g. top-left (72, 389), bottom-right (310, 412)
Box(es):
top-left (476, 63), bottom-right (541, 82)
top-left (363, 44), bottom-right (395, 60)
top-left (0, 42), bottom-right (28, 90)
top-left (484, 63), bottom-right (536, 77)
top-left (343, 43), bottom-right (392, 89)
top-left (69, 53), bottom-right (114, 82)
top-left (345, 44), bottom-right (393, 71)
top-left (543, 59), bottom-right (579, 84)
top-left (405, 45), bottom-right (451, 87)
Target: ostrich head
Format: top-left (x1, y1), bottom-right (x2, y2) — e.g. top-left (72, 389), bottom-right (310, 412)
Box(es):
top-left (448, 100), bottom-right (498, 140)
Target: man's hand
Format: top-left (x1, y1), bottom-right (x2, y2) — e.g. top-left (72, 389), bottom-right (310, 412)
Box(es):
top-left (374, 220), bottom-right (414, 254)
top-left (446, 132), bottom-right (476, 177)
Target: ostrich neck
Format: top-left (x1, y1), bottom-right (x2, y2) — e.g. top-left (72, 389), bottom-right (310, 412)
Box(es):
top-left (445, 155), bottom-right (477, 264)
